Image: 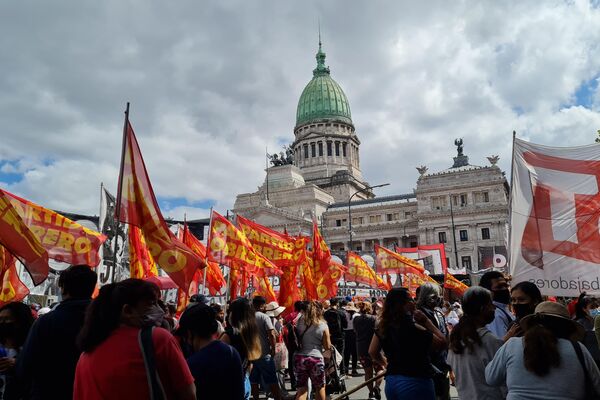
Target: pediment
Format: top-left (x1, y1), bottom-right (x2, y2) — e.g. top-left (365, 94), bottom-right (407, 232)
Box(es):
top-left (237, 205), bottom-right (310, 230)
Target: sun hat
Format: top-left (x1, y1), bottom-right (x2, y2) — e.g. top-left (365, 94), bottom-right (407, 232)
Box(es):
top-left (344, 301), bottom-right (359, 312)
top-left (265, 301), bottom-right (286, 317)
top-left (520, 301), bottom-right (585, 339)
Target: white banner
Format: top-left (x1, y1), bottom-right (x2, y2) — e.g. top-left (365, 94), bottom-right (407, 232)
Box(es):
top-left (510, 138), bottom-right (600, 295)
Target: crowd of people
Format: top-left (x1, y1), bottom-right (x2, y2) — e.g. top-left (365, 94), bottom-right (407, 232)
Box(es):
top-left (0, 266), bottom-right (598, 399)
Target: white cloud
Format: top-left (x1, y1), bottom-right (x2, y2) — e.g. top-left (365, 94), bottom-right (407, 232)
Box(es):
top-left (1, 1), bottom-right (600, 215)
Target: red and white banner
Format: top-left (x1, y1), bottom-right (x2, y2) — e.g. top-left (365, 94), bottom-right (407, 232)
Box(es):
top-left (510, 138), bottom-right (600, 295)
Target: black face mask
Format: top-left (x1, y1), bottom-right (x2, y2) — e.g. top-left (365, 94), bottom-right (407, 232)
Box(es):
top-left (492, 289), bottom-right (511, 304)
top-left (0, 322), bottom-right (15, 340)
top-left (513, 303), bottom-right (535, 321)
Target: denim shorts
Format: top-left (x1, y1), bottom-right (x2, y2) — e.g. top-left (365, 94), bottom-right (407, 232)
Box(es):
top-left (249, 355), bottom-right (278, 386)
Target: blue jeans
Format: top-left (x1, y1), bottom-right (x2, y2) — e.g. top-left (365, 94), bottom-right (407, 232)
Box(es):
top-left (249, 355), bottom-right (278, 386)
top-left (385, 374), bottom-right (435, 400)
top-left (244, 373), bottom-right (251, 400)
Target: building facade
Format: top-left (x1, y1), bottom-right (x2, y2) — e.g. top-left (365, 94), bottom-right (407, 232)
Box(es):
top-left (233, 41), bottom-right (509, 274)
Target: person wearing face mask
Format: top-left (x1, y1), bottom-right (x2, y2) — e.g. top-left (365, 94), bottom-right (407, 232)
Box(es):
top-left (507, 281), bottom-right (543, 338)
top-left (183, 304), bottom-right (245, 400)
top-left (479, 271), bottom-right (514, 339)
top-left (574, 292), bottom-right (600, 367)
top-left (416, 283), bottom-right (450, 400)
top-left (448, 287), bottom-right (506, 400)
top-left (74, 279), bottom-right (196, 400)
top-left (369, 288), bottom-right (447, 400)
top-left (0, 302), bottom-right (34, 400)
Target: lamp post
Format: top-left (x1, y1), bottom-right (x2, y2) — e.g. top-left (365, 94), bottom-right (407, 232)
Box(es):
top-left (449, 197), bottom-right (460, 269)
top-left (348, 183), bottom-right (390, 251)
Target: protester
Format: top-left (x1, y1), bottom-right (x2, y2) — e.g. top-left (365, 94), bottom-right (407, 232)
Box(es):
top-left (220, 298), bottom-right (262, 400)
top-left (416, 283), bottom-right (450, 400)
top-left (323, 298), bottom-right (347, 373)
top-left (343, 301), bottom-right (359, 376)
top-left (441, 301), bottom-right (459, 329)
top-left (74, 279), bottom-right (195, 399)
top-left (211, 303), bottom-right (226, 335)
top-left (479, 271), bottom-right (514, 339)
top-left (17, 265), bottom-right (97, 400)
top-left (485, 301), bottom-right (600, 399)
top-left (369, 288), bottom-right (447, 400)
top-left (294, 301), bottom-right (331, 400)
top-left (447, 287), bottom-right (505, 400)
top-left (250, 296), bottom-right (282, 400)
top-left (574, 292), bottom-right (600, 366)
top-left (183, 303), bottom-right (245, 400)
top-left (508, 281), bottom-right (543, 337)
top-left (283, 301), bottom-right (306, 391)
top-left (353, 302), bottom-right (382, 400)
top-left (0, 302), bottom-right (34, 400)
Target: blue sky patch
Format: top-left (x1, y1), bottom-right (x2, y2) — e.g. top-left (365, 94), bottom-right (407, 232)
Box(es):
top-left (157, 196), bottom-right (215, 212)
top-left (574, 76), bottom-right (599, 108)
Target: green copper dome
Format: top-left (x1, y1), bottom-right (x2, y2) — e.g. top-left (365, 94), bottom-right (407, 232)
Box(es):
top-left (295, 42), bottom-right (352, 127)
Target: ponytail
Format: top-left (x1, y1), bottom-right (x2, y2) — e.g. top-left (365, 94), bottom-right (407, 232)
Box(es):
top-left (449, 315), bottom-right (481, 354)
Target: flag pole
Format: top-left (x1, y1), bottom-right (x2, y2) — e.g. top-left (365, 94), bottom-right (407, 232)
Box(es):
top-left (265, 147), bottom-right (270, 201)
top-left (203, 208), bottom-right (213, 295)
top-left (112, 102), bottom-right (130, 283)
top-left (507, 130), bottom-right (517, 275)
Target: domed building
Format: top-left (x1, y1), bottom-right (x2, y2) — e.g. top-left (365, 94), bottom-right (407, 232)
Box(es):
top-left (233, 40), bottom-right (509, 274)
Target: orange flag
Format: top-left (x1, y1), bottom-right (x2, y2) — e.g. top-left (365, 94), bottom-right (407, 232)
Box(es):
top-left (312, 220), bottom-right (331, 276)
top-left (2, 189), bottom-right (106, 269)
top-left (206, 211), bottom-right (281, 277)
top-left (128, 226), bottom-right (158, 279)
top-left (385, 272), bottom-right (393, 291)
top-left (179, 223), bottom-right (225, 296)
top-left (444, 272), bottom-right (469, 296)
top-left (116, 120), bottom-right (204, 291)
top-left (0, 247), bottom-right (30, 305)
top-left (299, 249), bottom-right (318, 300)
top-left (252, 275), bottom-right (277, 302)
top-left (374, 244), bottom-right (425, 275)
top-left (0, 190), bottom-right (49, 285)
top-left (346, 251), bottom-right (378, 287)
top-left (315, 261), bottom-right (345, 300)
top-left (236, 216), bottom-right (302, 309)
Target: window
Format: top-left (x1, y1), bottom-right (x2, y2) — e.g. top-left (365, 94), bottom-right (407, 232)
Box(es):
top-left (431, 196), bottom-right (447, 210)
top-left (369, 215), bottom-right (382, 223)
top-left (482, 227), bottom-right (490, 240)
top-left (335, 142), bottom-right (340, 156)
top-left (303, 145), bottom-right (309, 159)
top-left (461, 256), bottom-right (472, 269)
top-left (352, 217), bottom-right (364, 225)
top-left (438, 232), bottom-right (447, 243)
top-left (404, 211), bottom-right (412, 219)
top-left (318, 142), bottom-right (323, 156)
top-left (459, 229), bottom-right (468, 241)
top-left (452, 193), bottom-right (468, 207)
top-left (335, 219), bottom-right (342, 227)
top-left (311, 143), bottom-right (316, 157)
top-left (342, 143), bottom-right (347, 157)
top-left (327, 141), bottom-right (332, 156)
top-left (410, 241), bottom-right (418, 247)
top-left (386, 213), bottom-right (394, 222)
top-left (475, 191), bottom-right (490, 203)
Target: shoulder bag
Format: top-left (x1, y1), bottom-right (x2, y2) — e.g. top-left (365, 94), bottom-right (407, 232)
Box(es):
top-left (139, 326), bottom-right (167, 400)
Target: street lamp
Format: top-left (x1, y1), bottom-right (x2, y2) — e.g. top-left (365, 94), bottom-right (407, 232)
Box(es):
top-left (348, 183), bottom-right (390, 251)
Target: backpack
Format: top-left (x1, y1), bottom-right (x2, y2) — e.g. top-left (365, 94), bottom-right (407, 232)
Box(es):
top-left (283, 321), bottom-right (300, 353)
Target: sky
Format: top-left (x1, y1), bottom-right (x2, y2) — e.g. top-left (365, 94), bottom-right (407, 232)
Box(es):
top-left (2, 0), bottom-right (600, 220)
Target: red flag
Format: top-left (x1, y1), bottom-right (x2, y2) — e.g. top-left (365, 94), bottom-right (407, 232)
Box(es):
top-left (0, 247), bottom-right (30, 305)
top-left (444, 272), bottom-right (469, 296)
top-left (128, 226), bottom-right (158, 279)
top-left (346, 251), bottom-right (378, 287)
top-left (0, 190), bottom-right (49, 285)
top-left (312, 220), bottom-right (331, 276)
top-left (2, 189), bottom-right (106, 268)
top-left (385, 272), bottom-right (393, 291)
top-left (316, 261), bottom-right (345, 300)
top-left (252, 275), bottom-right (277, 302)
top-left (179, 223), bottom-right (225, 296)
top-left (374, 244), bottom-right (425, 275)
top-left (206, 211), bottom-right (281, 277)
top-left (116, 121), bottom-right (203, 291)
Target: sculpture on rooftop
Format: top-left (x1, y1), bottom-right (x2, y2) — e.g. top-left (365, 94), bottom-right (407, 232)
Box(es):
top-left (454, 138), bottom-right (464, 156)
top-left (487, 155), bottom-right (500, 166)
top-left (268, 145), bottom-right (294, 167)
top-left (416, 165), bottom-right (428, 176)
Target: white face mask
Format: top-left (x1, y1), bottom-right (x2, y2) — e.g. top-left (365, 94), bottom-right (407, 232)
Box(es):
top-left (141, 305), bottom-right (165, 327)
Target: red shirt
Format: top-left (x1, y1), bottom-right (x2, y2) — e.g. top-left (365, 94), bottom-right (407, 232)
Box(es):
top-left (74, 326), bottom-right (194, 399)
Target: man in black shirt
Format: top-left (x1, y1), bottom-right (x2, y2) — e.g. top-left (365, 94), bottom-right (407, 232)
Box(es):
top-left (323, 298), bottom-right (347, 372)
top-left (17, 265), bottom-right (97, 400)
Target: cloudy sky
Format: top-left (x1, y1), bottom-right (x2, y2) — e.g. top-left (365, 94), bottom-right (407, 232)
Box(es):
top-left (2, 1), bottom-right (600, 220)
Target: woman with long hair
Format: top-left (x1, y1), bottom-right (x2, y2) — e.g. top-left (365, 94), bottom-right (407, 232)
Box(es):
top-left (74, 279), bottom-right (195, 400)
top-left (220, 297), bottom-right (262, 400)
top-left (447, 287), bottom-right (505, 400)
top-left (369, 288), bottom-right (446, 400)
top-left (574, 292), bottom-right (600, 366)
top-left (294, 301), bottom-right (331, 400)
top-left (353, 301), bottom-right (382, 400)
top-left (486, 301), bottom-right (600, 399)
top-left (0, 302), bottom-right (34, 400)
